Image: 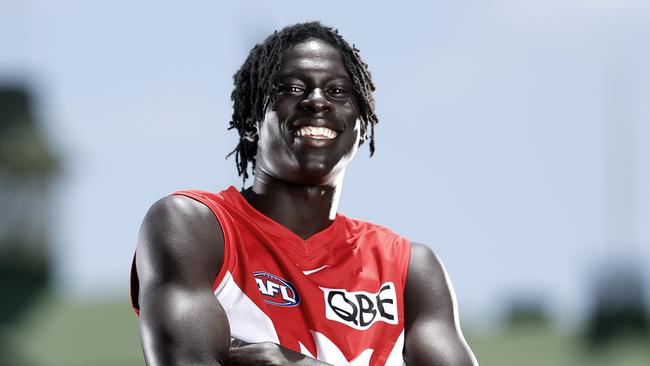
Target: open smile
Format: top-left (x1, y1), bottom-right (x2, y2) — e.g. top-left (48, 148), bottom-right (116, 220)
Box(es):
top-left (294, 126), bottom-right (338, 140)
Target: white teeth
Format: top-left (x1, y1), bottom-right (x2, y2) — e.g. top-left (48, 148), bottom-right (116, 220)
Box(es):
top-left (295, 126), bottom-right (337, 139)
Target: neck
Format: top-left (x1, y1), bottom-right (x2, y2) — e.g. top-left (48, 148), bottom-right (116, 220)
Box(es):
top-left (242, 169), bottom-right (344, 240)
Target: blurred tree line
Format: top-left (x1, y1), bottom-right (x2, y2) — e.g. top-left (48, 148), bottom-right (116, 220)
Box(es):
top-left (502, 258), bottom-right (649, 352)
top-left (583, 259), bottom-right (649, 348)
top-left (0, 85), bottom-right (57, 365)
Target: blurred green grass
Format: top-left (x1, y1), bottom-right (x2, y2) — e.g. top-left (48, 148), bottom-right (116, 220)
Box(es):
top-left (5, 294), bottom-right (142, 366)
top-left (4, 294), bottom-right (649, 365)
top-left (468, 326), bottom-right (650, 366)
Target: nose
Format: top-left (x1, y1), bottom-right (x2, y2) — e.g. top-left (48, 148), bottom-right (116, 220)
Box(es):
top-left (299, 88), bottom-right (331, 113)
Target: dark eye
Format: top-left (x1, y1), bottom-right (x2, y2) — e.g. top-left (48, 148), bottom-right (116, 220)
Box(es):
top-left (279, 84), bottom-right (304, 94)
top-left (328, 87), bottom-right (346, 96)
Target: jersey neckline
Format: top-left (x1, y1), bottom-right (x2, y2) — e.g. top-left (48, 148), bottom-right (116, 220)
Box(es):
top-left (221, 186), bottom-right (348, 259)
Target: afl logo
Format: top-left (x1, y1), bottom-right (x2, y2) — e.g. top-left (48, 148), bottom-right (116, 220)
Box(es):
top-left (253, 272), bottom-right (300, 307)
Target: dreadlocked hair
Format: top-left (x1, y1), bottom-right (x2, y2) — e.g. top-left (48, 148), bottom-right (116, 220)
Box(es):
top-left (227, 21), bottom-right (378, 185)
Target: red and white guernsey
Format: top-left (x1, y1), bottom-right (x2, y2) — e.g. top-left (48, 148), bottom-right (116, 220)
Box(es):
top-left (131, 186), bottom-right (412, 366)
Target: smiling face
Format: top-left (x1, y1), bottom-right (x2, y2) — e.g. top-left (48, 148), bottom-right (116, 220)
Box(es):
top-left (255, 38), bottom-right (362, 186)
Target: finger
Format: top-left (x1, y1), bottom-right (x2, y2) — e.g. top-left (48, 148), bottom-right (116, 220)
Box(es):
top-left (230, 337), bottom-right (250, 348)
top-left (228, 346), bottom-right (260, 365)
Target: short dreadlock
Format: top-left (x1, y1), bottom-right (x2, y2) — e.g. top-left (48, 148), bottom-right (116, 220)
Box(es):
top-left (228, 21), bottom-right (378, 184)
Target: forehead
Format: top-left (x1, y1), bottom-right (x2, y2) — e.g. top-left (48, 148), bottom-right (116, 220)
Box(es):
top-left (279, 38), bottom-right (350, 80)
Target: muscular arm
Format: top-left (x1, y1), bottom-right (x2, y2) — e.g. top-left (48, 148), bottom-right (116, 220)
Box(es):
top-left (404, 243), bottom-right (478, 365)
top-left (136, 195), bottom-right (230, 365)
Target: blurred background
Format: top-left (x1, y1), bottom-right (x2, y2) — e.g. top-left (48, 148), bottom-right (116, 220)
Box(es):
top-left (1, 0), bottom-right (649, 365)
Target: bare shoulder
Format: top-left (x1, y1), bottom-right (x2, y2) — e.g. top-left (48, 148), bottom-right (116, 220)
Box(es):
top-left (405, 242), bottom-right (454, 319)
top-left (408, 242), bottom-right (445, 275)
top-left (136, 194), bottom-right (225, 288)
top-left (142, 194), bottom-right (220, 243)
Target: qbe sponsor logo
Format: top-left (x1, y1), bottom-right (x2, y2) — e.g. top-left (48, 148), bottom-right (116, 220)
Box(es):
top-left (321, 282), bottom-right (398, 330)
top-left (253, 272), bottom-right (301, 307)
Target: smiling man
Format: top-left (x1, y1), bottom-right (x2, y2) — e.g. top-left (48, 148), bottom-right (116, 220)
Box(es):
top-left (131, 22), bottom-right (477, 366)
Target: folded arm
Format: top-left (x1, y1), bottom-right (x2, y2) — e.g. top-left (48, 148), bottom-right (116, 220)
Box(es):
top-left (228, 338), bottom-right (333, 366)
top-left (136, 195), bottom-right (231, 365)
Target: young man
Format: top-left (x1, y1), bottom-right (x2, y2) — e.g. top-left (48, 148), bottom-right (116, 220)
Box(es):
top-left (131, 22), bottom-right (477, 366)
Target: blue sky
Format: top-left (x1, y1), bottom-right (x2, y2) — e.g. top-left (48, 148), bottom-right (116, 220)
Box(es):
top-left (1, 0), bottom-right (649, 329)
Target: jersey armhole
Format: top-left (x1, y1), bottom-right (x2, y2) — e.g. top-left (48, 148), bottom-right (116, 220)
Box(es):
top-left (401, 238), bottom-right (413, 328)
top-left (400, 238), bottom-right (413, 292)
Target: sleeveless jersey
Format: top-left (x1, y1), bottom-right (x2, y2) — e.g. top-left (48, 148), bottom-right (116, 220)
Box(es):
top-left (131, 186), bottom-right (412, 366)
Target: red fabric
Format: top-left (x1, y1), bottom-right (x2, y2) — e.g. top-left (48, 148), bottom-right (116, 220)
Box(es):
top-left (131, 186), bottom-right (411, 365)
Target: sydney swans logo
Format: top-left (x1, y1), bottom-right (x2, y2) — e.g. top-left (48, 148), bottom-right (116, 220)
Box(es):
top-left (321, 282), bottom-right (398, 330)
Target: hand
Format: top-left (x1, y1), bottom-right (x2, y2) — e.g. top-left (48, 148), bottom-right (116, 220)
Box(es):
top-left (228, 339), bottom-right (291, 366)
top-left (229, 338), bottom-right (333, 366)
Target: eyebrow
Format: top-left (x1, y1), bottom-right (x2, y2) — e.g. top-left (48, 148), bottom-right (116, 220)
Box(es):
top-left (278, 71), bottom-right (352, 81)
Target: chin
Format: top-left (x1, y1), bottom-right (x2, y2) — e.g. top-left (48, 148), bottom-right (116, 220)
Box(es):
top-left (292, 167), bottom-right (339, 186)
top-left (256, 149), bottom-right (353, 186)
